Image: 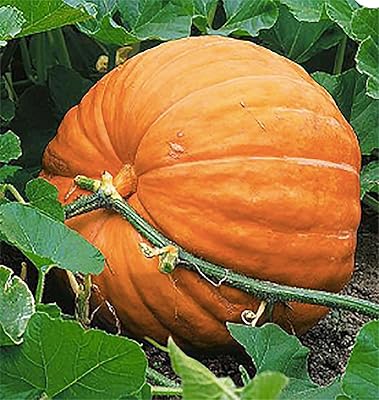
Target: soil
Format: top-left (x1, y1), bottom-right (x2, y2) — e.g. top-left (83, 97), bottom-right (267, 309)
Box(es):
top-left (1, 205), bottom-right (378, 390)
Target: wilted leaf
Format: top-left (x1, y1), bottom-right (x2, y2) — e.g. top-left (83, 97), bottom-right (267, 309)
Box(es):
top-left (0, 203), bottom-right (104, 274)
top-left (228, 323), bottom-right (341, 399)
top-left (0, 312), bottom-right (147, 399)
top-left (0, 265), bottom-right (35, 346)
top-left (342, 320), bottom-right (379, 400)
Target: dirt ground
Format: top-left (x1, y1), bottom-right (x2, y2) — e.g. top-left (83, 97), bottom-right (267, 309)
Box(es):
top-left (1, 205), bottom-right (377, 389)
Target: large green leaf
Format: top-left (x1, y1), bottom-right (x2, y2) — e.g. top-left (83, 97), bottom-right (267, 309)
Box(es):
top-left (313, 69), bottom-right (379, 154)
top-left (168, 337), bottom-right (239, 400)
top-left (192, 0), bottom-right (218, 32)
top-left (214, 0), bottom-right (278, 37)
top-left (360, 161), bottom-right (379, 198)
top-left (259, 5), bottom-right (343, 63)
top-left (0, 130), bottom-right (21, 163)
top-left (0, 0), bottom-right (91, 39)
top-left (0, 203), bottom-right (104, 274)
top-left (66, 0), bottom-right (138, 46)
top-left (0, 312), bottom-right (147, 399)
top-left (351, 7), bottom-right (379, 99)
top-left (25, 178), bottom-right (65, 221)
top-left (227, 323), bottom-right (341, 399)
top-left (355, 37), bottom-right (379, 100)
top-left (0, 265), bottom-right (35, 346)
top-left (241, 371), bottom-right (288, 400)
top-left (0, 5), bottom-right (25, 45)
top-left (0, 165), bottom-right (21, 183)
top-left (342, 320), bottom-right (379, 400)
top-left (117, 0), bottom-right (192, 41)
top-left (280, 0), bottom-right (324, 22)
top-left (325, 0), bottom-right (359, 37)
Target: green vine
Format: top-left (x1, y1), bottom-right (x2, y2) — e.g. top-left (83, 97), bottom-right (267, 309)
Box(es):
top-left (64, 176), bottom-right (379, 319)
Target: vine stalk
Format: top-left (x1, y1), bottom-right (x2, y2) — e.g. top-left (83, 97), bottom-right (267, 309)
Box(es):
top-left (64, 176), bottom-right (379, 319)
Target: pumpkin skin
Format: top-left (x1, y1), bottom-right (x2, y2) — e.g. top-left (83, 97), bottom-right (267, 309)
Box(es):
top-left (41, 36), bottom-right (361, 349)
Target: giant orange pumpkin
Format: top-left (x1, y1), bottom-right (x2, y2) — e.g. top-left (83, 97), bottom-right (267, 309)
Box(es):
top-left (41, 36), bottom-right (361, 348)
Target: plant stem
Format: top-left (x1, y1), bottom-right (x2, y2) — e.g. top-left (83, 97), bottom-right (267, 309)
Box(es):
top-left (35, 33), bottom-right (48, 84)
top-left (19, 38), bottom-right (37, 84)
top-left (64, 192), bottom-right (379, 318)
top-left (48, 29), bottom-right (72, 69)
top-left (3, 184), bottom-right (26, 203)
top-left (35, 271), bottom-right (46, 304)
top-left (363, 194), bottom-right (379, 213)
top-left (147, 367), bottom-right (180, 387)
top-left (333, 35), bottom-right (347, 75)
top-left (151, 386), bottom-right (183, 397)
top-left (3, 72), bottom-right (18, 102)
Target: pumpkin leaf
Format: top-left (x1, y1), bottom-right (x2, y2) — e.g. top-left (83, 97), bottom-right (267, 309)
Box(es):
top-left (0, 130), bottom-right (22, 163)
top-left (313, 69), bottom-right (379, 155)
top-left (0, 0), bottom-right (91, 39)
top-left (355, 36), bottom-right (379, 100)
top-left (123, 383), bottom-right (152, 400)
top-left (25, 178), bottom-right (65, 221)
top-left (78, 12), bottom-right (138, 46)
top-left (341, 320), bottom-right (379, 400)
top-left (168, 336), bottom-right (239, 400)
top-left (0, 98), bottom-right (16, 123)
top-left (214, 0), bottom-right (279, 37)
top-left (241, 371), bottom-right (288, 400)
top-left (0, 311), bottom-right (147, 399)
top-left (0, 5), bottom-right (25, 46)
top-left (192, 0), bottom-right (218, 32)
top-left (325, 0), bottom-right (359, 37)
top-left (227, 323), bottom-right (342, 399)
top-left (279, 0), bottom-right (324, 22)
top-left (0, 265), bottom-right (35, 346)
top-left (0, 203), bottom-right (104, 274)
top-left (117, 0), bottom-right (192, 41)
top-left (351, 7), bottom-right (379, 99)
top-left (36, 302), bottom-right (62, 319)
top-left (66, 0), bottom-right (138, 46)
top-left (259, 5), bottom-right (343, 63)
top-left (360, 161), bottom-right (379, 198)
top-left (48, 65), bottom-right (93, 119)
top-left (0, 165), bottom-right (21, 183)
